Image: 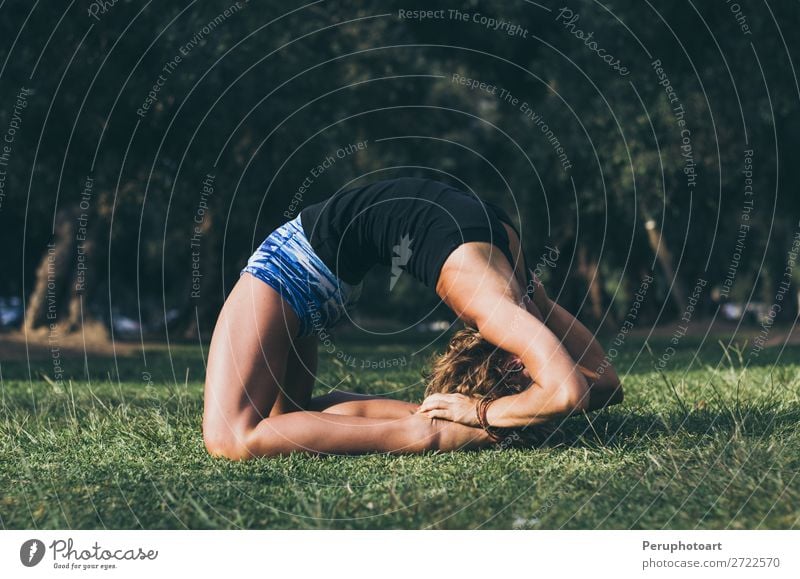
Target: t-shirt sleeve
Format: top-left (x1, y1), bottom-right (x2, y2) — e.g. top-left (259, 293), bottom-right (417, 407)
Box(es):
top-left (483, 200), bottom-right (521, 239)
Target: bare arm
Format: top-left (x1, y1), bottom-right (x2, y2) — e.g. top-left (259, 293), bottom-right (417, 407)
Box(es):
top-left (473, 298), bottom-right (590, 428)
top-left (495, 227), bottom-right (620, 410)
top-left (531, 281), bottom-right (619, 385)
top-left (425, 242), bottom-right (589, 429)
top-left (418, 299), bottom-right (593, 429)
top-left (543, 301), bottom-right (623, 407)
top-left (527, 274), bottom-right (623, 409)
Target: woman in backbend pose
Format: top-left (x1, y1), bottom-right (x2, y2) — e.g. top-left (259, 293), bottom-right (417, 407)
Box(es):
top-left (202, 177), bottom-right (623, 459)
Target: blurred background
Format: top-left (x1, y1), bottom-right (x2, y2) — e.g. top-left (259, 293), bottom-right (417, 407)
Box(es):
top-left (0, 0), bottom-right (798, 347)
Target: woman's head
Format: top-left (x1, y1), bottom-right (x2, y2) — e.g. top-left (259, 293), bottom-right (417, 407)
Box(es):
top-left (424, 326), bottom-right (532, 399)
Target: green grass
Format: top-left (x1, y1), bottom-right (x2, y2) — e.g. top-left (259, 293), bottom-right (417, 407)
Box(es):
top-left (1, 333), bottom-right (799, 529)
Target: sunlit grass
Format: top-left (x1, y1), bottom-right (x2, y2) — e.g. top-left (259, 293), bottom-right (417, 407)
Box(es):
top-left (1, 335), bottom-right (798, 529)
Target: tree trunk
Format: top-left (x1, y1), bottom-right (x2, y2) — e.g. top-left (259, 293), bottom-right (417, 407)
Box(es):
top-left (24, 205), bottom-right (105, 337)
top-left (642, 214), bottom-right (687, 315)
top-left (24, 207), bottom-right (78, 331)
top-left (576, 243), bottom-right (617, 331)
top-left (173, 182), bottom-right (221, 341)
top-left (66, 226), bottom-right (103, 335)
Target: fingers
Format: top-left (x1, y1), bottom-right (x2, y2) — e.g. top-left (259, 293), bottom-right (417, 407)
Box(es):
top-left (417, 393), bottom-right (463, 413)
top-left (417, 396), bottom-right (445, 413)
top-left (417, 393), bottom-right (481, 427)
top-left (419, 409), bottom-right (451, 421)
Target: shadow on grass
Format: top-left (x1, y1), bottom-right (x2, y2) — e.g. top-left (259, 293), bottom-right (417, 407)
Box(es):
top-left (531, 403), bottom-right (800, 454)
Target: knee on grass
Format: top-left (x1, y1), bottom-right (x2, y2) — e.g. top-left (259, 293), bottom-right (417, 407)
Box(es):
top-left (203, 424), bottom-right (258, 461)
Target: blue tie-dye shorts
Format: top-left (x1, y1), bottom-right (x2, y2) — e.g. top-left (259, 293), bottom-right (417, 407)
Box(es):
top-left (240, 214), bottom-right (362, 338)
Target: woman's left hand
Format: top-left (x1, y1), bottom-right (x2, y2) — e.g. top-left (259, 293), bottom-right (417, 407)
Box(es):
top-left (416, 393), bottom-right (480, 427)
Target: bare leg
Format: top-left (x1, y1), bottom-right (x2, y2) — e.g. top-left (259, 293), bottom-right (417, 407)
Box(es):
top-left (272, 334), bottom-right (317, 416)
top-left (202, 273), bottom-right (300, 457)
top-left (202, 274), bottom-right (489, 458)
top-left (279, 320), bottom-right (419, 418)
top-left (310, 393), bottom-right (420, 418)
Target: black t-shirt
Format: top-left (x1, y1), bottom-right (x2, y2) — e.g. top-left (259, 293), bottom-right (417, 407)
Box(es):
top-left (300, 177), bottom-right (520, 287)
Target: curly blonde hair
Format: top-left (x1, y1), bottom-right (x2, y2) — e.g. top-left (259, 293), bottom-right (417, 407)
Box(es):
top-left (424, 326), bottom-right (526, 399)
top-left (424, 327), bottom-right (564, 447)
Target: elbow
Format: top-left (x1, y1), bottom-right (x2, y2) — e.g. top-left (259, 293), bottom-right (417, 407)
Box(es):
top-left (559, 375), bottom-right (592, 414)
top-left (595, 369), bottom-right (624, 407)
top-left (608, 381), bottom-right (625, 406)
top-left (598, 366), bottom-right (622, 391)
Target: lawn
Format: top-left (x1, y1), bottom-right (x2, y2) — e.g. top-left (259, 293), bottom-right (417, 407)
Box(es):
top-left (1, 332), bottom-right (799, 529)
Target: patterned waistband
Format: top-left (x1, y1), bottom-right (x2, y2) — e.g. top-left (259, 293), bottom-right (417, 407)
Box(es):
top-left (241, 214), bottom-right (361, 337)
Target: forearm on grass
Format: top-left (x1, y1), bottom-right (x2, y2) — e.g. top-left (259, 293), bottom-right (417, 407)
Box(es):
top-left (587, 383), bottom-right (624, 410)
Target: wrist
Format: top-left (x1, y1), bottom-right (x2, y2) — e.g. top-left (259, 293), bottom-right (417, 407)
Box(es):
top-left (481, 394), bottom-right (533, 429)
top-left (476, 397), bottom-right (502, 442)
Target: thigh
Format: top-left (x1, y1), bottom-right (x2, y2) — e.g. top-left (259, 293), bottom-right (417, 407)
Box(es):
top-left (203, 273), bottom-right (301, 440)
top-left (272, 334), bottom-right (318, 416)
top-left (308, 391), bottom-right (419, 417)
